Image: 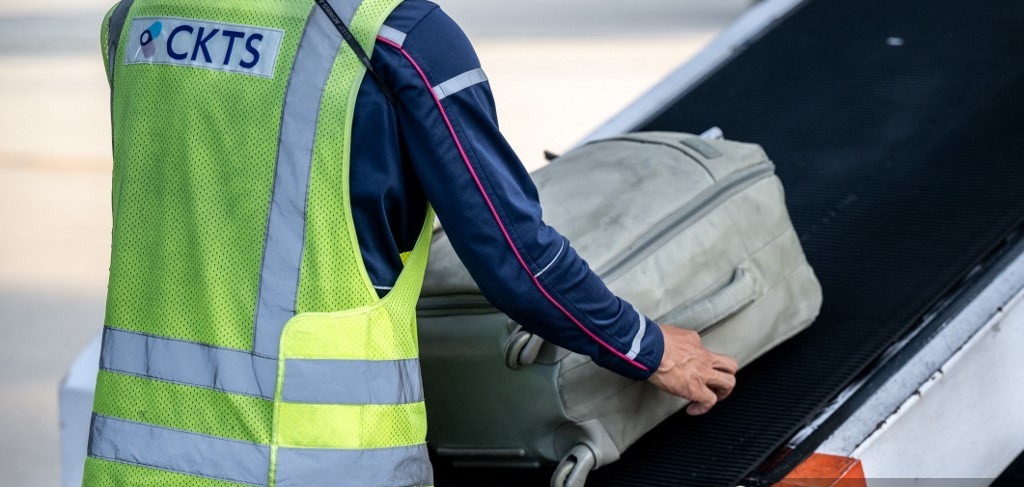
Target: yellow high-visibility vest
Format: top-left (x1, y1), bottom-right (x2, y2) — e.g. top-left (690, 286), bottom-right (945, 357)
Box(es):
top-left (85, 1), bottom-right (433, 486)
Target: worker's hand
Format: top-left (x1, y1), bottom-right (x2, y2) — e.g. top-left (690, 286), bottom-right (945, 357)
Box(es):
top-left (648, 324), bottom-right (738, 416)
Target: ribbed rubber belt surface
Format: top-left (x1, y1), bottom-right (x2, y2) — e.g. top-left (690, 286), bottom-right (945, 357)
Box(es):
top-left (434, 0), bottom-right (1024, 485)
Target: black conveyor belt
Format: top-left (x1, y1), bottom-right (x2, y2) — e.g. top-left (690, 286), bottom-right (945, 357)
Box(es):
top-left (435, 0), bottom-right (1024, 485)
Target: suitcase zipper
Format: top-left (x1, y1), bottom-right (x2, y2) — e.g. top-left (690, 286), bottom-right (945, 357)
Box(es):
top-left (417, 163), bottom-right (775, 316)
top-left (599, 163), bottom-right (776, 282)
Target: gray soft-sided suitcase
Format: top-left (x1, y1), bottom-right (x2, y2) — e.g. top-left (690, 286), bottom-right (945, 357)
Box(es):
top-left (416, 132), bottom-right (822, 487)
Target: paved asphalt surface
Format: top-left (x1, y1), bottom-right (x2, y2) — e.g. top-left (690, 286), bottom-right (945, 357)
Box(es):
top-left (0, 0), bottom-right (748, 485)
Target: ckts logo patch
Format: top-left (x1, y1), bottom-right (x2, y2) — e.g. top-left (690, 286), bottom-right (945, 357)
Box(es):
top-left (124, 17), bottom-right (284, 78)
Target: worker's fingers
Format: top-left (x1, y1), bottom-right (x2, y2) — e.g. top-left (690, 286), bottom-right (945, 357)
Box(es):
top-left (710, 383), bottom-right (733, 402)
top-left (649, 323), bottom-right (739, 413)
top-left (710, 352), bottom-right (739, 374)
top-left (684, 384), bottom-right (718, 416)
top-left (686, 402), bottom-right (708, 416)
top-left (705, 369), bottom-right (736, 400)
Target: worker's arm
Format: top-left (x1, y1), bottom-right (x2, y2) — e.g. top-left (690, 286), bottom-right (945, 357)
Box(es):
top-left (375, 5), bottom-right (661, 380)
top-left (372, 2), bottom-right (736, 409)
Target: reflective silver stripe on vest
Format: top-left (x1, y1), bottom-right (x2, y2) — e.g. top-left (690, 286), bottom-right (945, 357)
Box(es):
top-left (254, 0), bottom-right (360, 358)
top-left (282, 358), bottom-right (423, 404)
top-left (89, 414), bottom-right (271, 487)
top-left (377, 24), bottom-right (406, 47)
top-left (325, 0), bottom-right (361, 27)
top-left (432, 68), bottom-right (488, 101)
top-left (275, 444), bottom-right (432, 487)
top-left (88, 414), bottom-right (430, 487)
top-left (100, 327), bottom-right (278, 399)
top-left (101, 327), bottom-right (421, 405)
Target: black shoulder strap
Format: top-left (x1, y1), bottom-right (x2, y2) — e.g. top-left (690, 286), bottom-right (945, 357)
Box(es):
top-left (106, 0), bottom-right (136, 86)
top-left (314, 0), bottom-right (397, 105)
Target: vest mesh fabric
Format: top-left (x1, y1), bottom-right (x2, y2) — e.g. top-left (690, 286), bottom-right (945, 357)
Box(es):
top-left (86, 0), bottom-right (428, 485)
top-left (298, 4), bottom-right (380, 314)
top-left (84, 458), bottom-right (246, 487)
top-left (104, 0), bottom-right (310, 350)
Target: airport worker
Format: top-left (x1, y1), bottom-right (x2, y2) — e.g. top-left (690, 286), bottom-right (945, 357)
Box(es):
top-left (84, 0), bottom-right (738, 486)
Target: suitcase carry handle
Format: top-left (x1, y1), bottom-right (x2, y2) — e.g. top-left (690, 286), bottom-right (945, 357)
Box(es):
top-left (659, 267), bottom-right (757, 334)
top-left (504, 267), bottom-right (757, 368)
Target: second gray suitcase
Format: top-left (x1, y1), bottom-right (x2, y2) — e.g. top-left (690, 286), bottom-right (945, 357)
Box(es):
top-left (416, 132), bottom-right (822, 487)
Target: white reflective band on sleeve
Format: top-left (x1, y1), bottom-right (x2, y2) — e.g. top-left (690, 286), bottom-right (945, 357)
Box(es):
top-left (625, 306), bottom-right (647, 360)
top-left (377, 25), bottom-right (406, 47)
top-left (533, 239), bottom-right (565, 278)
top-left (124, 16), bottom-right (284, 78)
top-left (432, 68), bottom-right (488, 100)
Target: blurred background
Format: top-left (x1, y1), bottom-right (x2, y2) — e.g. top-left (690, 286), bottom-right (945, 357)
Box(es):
top-left (0, 0), bottom-right (750, 484)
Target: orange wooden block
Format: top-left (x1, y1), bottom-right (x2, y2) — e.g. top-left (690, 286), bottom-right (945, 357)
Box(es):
top-left (773, 453), bottom-right (867, 487)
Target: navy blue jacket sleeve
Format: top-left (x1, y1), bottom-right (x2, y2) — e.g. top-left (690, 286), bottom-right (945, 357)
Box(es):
top-left (375, 4), bottom-right (664, 380)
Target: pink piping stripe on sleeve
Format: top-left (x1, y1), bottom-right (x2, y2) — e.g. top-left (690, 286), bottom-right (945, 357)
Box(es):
top-left (377, 36), bottom-right (648, 372)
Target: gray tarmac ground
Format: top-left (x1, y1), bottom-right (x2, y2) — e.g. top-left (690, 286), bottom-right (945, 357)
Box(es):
top-left (0, 0), bottom-right (748, 484)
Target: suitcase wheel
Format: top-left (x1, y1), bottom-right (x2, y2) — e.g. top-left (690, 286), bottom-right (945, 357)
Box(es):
top-left (551, 443), bottom-right (597, 487)
top-left (503, 326), bottom-right (543, 369)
